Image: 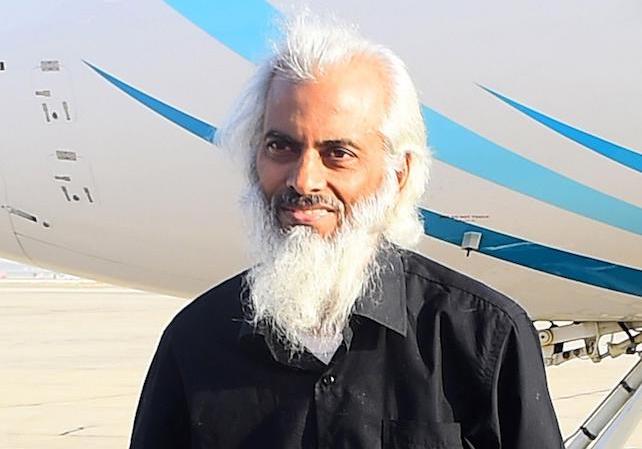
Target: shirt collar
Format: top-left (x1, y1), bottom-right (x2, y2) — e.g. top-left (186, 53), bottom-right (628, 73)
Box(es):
top-left (237, 243), bottom-right (408, 363)
top-left (351, 244), bottom-right (407, 337)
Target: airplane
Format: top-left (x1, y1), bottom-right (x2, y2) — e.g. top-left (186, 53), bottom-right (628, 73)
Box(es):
top-left (1, 1), bottom-right (641, 447)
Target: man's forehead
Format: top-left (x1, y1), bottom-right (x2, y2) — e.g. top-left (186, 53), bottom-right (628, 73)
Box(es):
top-left (263, 58), bottom-right (389, 137)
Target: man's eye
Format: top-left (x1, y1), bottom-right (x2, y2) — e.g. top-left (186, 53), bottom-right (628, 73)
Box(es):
top-left (328, 147), bottom-right (354, 159)
top-left (266, 141), bottom-right (293, 154)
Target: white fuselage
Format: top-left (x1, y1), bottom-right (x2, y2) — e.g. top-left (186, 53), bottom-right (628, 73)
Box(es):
top-left (1, 0), bottom-right (640, 321)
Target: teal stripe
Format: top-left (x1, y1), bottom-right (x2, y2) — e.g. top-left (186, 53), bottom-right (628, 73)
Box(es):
top-left (422, 209), bottom-right (642, 297)
top-left (164, 0), bottom-right (280, 63)
top-left (84, 61), bottom-right (216, 142)
top-left (423, 106), bottom-right (642, 236)
top-left (481, 85), bottom-right (642, 174)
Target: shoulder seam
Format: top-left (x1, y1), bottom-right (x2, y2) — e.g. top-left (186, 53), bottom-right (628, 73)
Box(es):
top-left (404, 266), bottom-right (527, 327)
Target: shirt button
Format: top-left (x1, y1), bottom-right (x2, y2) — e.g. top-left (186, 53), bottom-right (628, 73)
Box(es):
top-left (322, 374), bottom-right (336, 386)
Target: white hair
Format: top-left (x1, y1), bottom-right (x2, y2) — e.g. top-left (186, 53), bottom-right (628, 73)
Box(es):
top-left (218, 13), bottom-right (430, 248)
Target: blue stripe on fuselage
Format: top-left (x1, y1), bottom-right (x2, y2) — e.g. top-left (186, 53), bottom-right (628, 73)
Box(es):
top-left (422, 107), bottom-right (642, 236)
top-left (422, 209), bottom-right (642, 297)
top-left (164, 0), bottom-right (280, 63)
top-left (85, 61), bottom-right (216, 142)
top-left (480, 85), bottom-right (642, 174)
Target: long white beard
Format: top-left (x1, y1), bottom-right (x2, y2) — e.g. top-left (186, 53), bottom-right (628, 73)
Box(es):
top-left (242, 171), bottom-right (398, 353)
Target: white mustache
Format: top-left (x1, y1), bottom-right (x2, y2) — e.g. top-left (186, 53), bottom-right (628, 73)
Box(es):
top-left (272, 189), bottom-right (344, 214)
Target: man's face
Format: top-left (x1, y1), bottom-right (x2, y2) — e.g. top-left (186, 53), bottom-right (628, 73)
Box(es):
top-left (257, 59), bottom-right (391, 236)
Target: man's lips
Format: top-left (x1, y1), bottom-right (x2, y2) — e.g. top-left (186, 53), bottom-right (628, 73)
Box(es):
top-left (279, 206), bottom-right (335, 225)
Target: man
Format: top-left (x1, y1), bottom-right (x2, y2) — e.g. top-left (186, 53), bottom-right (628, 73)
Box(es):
top-left (130, 15), bottom-right (564, 449)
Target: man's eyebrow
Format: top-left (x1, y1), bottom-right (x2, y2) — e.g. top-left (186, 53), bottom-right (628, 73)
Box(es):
top-left (263, 131), bottom-right (362, 152)
top-left (320, 139), bottom-right (363, 152)
top-left (264, 130), bottom-right (300, 146)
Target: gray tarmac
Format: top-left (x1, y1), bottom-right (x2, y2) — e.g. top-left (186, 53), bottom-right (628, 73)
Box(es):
top-left (1, 281), bottom-right (640, 448)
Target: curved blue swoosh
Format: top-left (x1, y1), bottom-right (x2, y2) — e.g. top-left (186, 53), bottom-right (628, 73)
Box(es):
top-left (164, 0), bottom-right (280, 64)
top-left (84, 61), bottom-right (216, 142)
top-left (422, 209), bottom-right (642, 297)
top-left (422, 106), bottom-right (642, 237)
top-left (480, 85), bottom-right (642, 174)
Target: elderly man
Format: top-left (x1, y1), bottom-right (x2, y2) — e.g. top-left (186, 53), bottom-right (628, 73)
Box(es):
top-left (130, 16), bottom-right (563, 449)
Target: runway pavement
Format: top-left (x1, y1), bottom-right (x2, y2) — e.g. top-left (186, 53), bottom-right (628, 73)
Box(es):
top-left (1, 280), bottom-right (640, 448)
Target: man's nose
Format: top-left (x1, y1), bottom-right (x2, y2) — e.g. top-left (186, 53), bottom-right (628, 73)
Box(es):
top-left (287, 148), bottom-right (326, 195)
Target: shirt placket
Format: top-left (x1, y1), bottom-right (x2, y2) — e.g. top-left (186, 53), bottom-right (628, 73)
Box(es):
top-left (314, 368), bottom-right (340, 449)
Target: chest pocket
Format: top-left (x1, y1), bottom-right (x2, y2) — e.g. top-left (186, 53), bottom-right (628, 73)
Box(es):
top-left (383, 420), bottom-right (464, 449)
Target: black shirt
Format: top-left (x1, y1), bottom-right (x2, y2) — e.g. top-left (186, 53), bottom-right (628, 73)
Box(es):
top-left (130, 249), bottom-right (564, 448)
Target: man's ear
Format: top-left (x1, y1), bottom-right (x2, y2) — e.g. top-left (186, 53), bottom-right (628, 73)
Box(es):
top-left (396, 152), bottom-right (411, 191)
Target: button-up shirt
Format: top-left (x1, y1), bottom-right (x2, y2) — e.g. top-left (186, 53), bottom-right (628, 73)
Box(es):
top-left (130, 248), bottom-right (564, 448)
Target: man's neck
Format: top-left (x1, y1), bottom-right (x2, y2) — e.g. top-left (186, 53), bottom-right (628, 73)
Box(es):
top-left (297, 331), bottom-right (343, 364)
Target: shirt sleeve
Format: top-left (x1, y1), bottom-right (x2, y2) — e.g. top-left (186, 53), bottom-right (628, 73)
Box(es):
top-left (129, 327), bottom-right (191, 449)
top-left (491, 312), bottom-right (564, 449)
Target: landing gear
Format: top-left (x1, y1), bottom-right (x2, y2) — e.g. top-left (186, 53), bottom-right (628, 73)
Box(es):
top-left (538, 321), bottom-right (642, 448)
